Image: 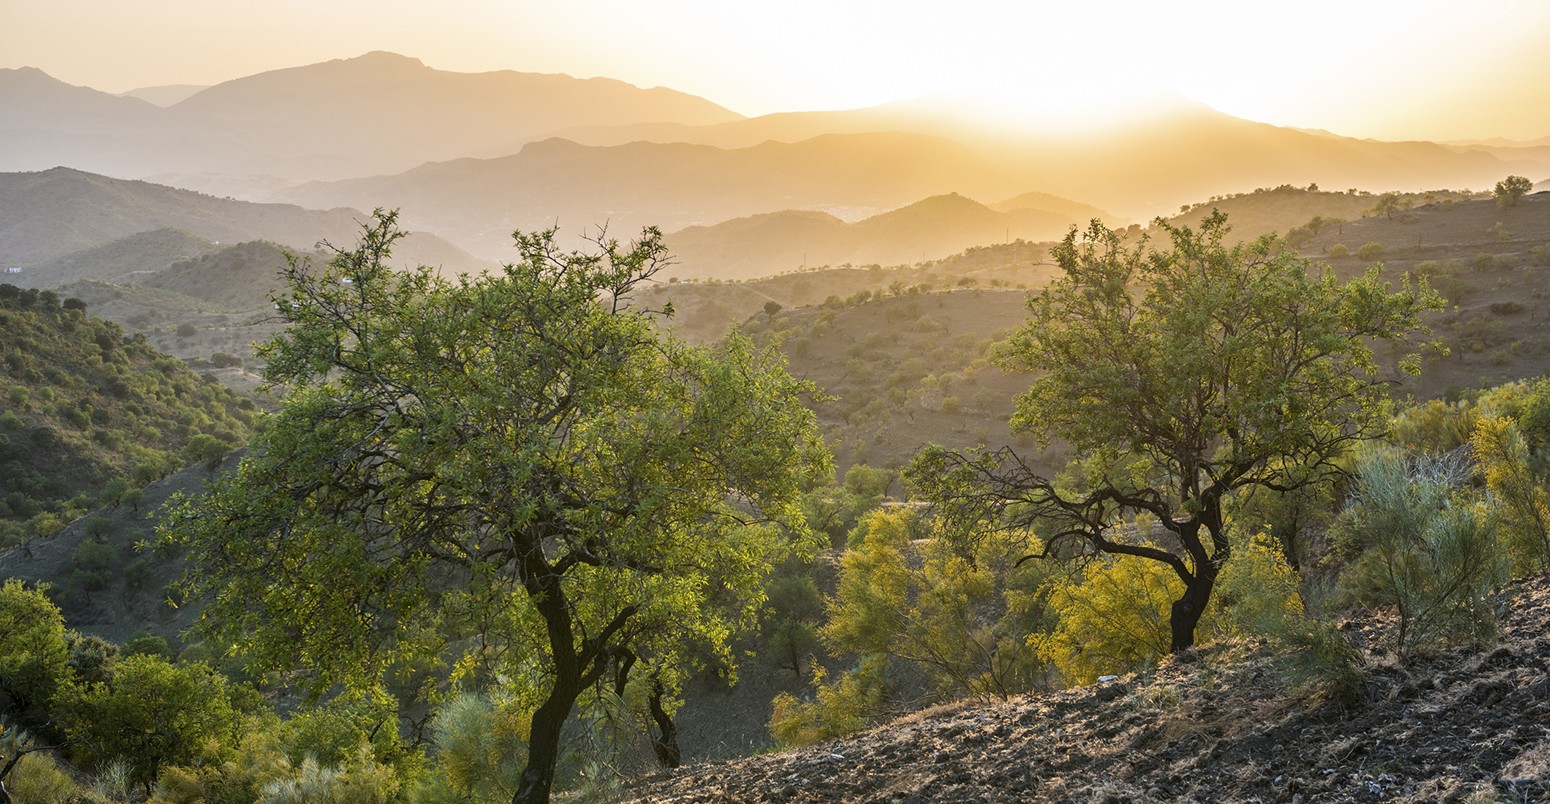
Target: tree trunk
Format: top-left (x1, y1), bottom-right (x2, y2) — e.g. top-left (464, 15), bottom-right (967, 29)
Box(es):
top-left (1169, 564), bottom-right (1218, 653)
top-left (512, 675), bottom-right (581, 804)
top-left (514, 550), bottom-right (583, 804)
top-left (647, 678), bottom-right (681, 768)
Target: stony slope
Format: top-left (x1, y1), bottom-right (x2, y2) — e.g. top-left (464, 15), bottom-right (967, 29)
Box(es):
top-left (627, 576), bottom-right (1550, 803)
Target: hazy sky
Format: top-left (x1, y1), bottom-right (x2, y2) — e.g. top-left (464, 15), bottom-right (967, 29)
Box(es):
top-left (4, 0), bottom-right (1548, 141)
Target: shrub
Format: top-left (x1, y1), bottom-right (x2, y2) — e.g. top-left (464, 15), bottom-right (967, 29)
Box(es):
top-left (1356, 242), bottom-right (1385, 262)
top-left (1472, 416), bottom-right (1550, 575)
top-left (62, 654), bottom-right (243, 790)
top-left (71, 540), bottom-right (117, 591)
top-left (1326, 243), bottom-right (1349, 257)
top-left (426, 692), bottom-right (527, 802)
top-left (768, 654), bottom-right (890, 748)
top-left (1334, 447), bottom-right (1506, 658)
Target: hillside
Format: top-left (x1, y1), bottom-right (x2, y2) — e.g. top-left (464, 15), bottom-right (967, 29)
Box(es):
top-left (0, 167), bottom-right (490, 273)
top-left (274, 132), bottom-right (1032, 260)
top-left (2, 228), bottom-right (220, 289)
top-left (742, 290), bottom-right (1044, 475)
top-left (662, 193), bottom-right (1088, 281)
top-left (629, 575), bottom-right (1550, 802)
top-left (0, 285), bottom-right (256, 548)
top-left (1294, 192), bottom-right (1550, 399)
top-left (637, 191), bottom-right (1550, 479)
top-left (126, 240), bottom-right (293, 310)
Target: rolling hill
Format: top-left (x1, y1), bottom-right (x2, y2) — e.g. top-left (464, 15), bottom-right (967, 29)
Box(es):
top-left (0, 167), bottom-right (489, 273)
top-left (662, 193), bottom-right (1100, 280)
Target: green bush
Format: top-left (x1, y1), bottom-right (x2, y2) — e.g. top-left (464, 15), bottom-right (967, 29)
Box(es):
top-left (1326, 243), bottom-right (1349, 257)
top-left (768, 654), bottom-right (890, 748)
top-left (71, 539), bottom-right (118, 591)
top-left (1334, 447), bottom-right (1506, 658)
top-left (1356, 242), bottom-right (1385, 262)
top-left (63, 654), bottom-right (243, 790)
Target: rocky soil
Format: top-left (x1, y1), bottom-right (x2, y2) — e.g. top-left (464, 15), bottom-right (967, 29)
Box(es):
top-left (625, 577), bottom-right (1550, 803)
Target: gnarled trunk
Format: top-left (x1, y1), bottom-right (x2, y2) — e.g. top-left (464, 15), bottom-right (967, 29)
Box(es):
top-left (512, 673), bottom-right (581, 804)
top-left (1168, 548), bottom-right (1220, 653)
top-left (647, 677), bottom-right (681, 768)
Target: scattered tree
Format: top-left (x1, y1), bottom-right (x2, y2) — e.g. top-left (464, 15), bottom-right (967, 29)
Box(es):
top-left (162, 212), bottom-right (829, 804)
top-left (911, 212), bottom-right (1441, 652)
top-left (1494, 175), bottom-right (1532, 208)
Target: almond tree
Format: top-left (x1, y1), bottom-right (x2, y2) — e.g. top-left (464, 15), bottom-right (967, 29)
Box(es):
top-left (910, 212), bottom-right (1439, 652)
top-left (163, 212), bottom-right (829, 804)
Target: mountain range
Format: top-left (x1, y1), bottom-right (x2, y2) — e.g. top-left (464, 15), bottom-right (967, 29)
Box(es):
top-left (3, 50), bottom-right (1547, 282)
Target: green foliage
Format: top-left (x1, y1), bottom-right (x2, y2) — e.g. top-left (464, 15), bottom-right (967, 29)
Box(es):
top-left (1, 727), bottom-right (81, 803)
top-left (1035, 552), bottom-right (1177, 684)
top-left (258, 744), bottom-right (402, 804)
top-left (768, 654), bottom-right (890, 749)
top-left (161, 213), bottom-right (828, 802)
top-left (823, 508), bottom-right (1050, 700)
top-left (1391, 398), bottom-right (1479, 454)
top-left (1494, 175), bottom-right (1532, 208)
top-left (419, 692), bottom-right (527, 803)
top-left (123, 631), bottom-right (172, 658)
top-left (763, 569), bottom-right (825, 676)
top-left (70, 539), bottom-right (118, 592)
top-left (1260, 611), bottom-right (1366, 704)
top-left (1356, 242), bottom-right (1385, 262)
top-left (0, 580), bottom-right (71, 736)
top-left (1334, 446), bottom-right (1506, 658)
top-left (63, 654), bottom-right (243, 790)
top-left (65, 633), bottom-right (119, 686)
top-left (917, 211), bottom-right (1440, 653)
top-left (0, 284), bottom-right (254, 536)
top-left (1472, 416), bottom-right (1550, 575)
top-left (1326, 243), bottom-right (1349, 257)
top-left (277, 686), bottom-right (402, 770)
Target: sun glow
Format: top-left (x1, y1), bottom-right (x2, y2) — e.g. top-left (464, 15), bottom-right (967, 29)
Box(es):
top-left (3, 0), bottom-right (1548, 141)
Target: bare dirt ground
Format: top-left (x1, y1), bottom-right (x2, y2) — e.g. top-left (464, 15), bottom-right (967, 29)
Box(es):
top-left (625, 576), bottom-right (1550, 803)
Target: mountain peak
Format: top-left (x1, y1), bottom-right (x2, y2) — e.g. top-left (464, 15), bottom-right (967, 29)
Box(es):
top-left (341, 50), bottom-right (427, 69)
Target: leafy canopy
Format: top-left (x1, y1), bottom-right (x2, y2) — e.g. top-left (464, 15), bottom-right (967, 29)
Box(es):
top-left (163, 212), bottom-right (829, 802)
top-left (912, 211), bottom-right (1441, 650)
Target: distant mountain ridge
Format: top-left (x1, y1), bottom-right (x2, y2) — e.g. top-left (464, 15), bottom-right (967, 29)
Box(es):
top-left (663, 193), bottom-right (1101, 280)
top-left (0, 52), bottom-right (742, 185)
top-left (0, 167), bottom-right (489, 275)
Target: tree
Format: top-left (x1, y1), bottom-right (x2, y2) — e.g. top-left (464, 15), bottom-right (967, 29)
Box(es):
top-left (0, 581), bottom-right (70, 738)
top-left (1368, 192), bottom-right (1412, 220)
top-left (62, 654), bottom-right (242, 793)
top-left (161, 212), bottom-right (829, 804)
top-left (910, 212), bottom-right (1440, 652)
top-left (1495, 175), bottom-right (1532, 208)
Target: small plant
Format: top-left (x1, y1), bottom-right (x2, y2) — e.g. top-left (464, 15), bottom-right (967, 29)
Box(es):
top-left (1356, 242), bottom-right (1385, 262)
top-left (1327, 243), bottom-right (1349, 257)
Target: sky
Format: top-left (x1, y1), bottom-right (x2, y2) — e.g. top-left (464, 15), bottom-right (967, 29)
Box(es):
top-left (4, 0), bottom-right (1549, 142)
